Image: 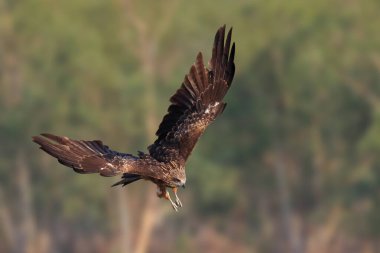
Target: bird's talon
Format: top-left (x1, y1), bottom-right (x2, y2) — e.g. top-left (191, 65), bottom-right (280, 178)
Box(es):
top-left (173, 187), bottom-right (182, 208)
top-left (175, 198), bottom-right (182, 207)
top-left (170, 201), bottom-right (179, 211)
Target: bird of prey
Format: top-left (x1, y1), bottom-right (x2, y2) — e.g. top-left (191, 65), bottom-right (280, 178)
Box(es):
top-left (33, 25), bottom-right (235, 211)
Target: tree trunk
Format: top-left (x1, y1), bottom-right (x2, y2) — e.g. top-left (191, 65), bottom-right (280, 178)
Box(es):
top-left (272, 48), bottom-right (303, 253)
top-left (0, 188), bottom-right (16, 252)
top-left (15, 151), bottom-right (37, 253)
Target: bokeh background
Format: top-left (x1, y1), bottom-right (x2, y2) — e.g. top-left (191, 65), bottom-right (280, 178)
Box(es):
top-left (1, 0), bottom-right (380, 252)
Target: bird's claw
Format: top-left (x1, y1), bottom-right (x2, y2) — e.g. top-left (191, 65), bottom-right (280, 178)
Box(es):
top-left (159, 186), bottom-right (183, 211)
top-left (173, 188), bottom-right (183, 208)
top-left (175, 197), bottom-right (182, 207)
top-left (169, 196), bottom-right (181, 211)
top-left (170, 200), bottom-right (179, 212)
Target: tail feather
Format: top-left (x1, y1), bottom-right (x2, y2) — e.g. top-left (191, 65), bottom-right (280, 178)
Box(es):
top-left (112, 174), bottom-right (142, 187)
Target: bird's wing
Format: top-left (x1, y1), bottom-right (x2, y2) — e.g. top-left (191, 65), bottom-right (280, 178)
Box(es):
top-left (148, 25), bottom-right (235, 163)
top-left (33, 133), bottom-right (142, 177)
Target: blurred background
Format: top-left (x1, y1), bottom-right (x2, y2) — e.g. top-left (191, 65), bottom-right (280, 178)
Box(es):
top-left (1, 0), bottom-right (380, 252)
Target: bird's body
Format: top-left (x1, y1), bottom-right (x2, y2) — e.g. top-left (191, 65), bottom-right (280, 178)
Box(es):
top-left (33, 25), bottom-right (235, 211)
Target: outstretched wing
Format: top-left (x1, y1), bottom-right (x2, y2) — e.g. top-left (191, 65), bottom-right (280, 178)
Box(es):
top-left (33, 133), bottom-right (140, 177)
top-left (148, 25), bottom-right (235, 163)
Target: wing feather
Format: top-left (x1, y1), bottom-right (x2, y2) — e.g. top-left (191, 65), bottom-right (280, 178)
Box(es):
top-left (149, 25), bottom-right (235, 163)
top-left (33, 133), bottom-right (139, 177)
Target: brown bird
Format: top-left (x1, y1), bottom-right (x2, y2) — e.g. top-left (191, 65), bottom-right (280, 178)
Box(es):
top-left (32, 25), bottom-right (235, 211)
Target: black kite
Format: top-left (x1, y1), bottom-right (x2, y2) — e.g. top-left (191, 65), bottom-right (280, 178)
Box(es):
top-left (33, 25), bottom-right (235, 211)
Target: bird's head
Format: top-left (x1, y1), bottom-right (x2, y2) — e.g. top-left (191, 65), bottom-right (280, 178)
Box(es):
top-left (172, 177), bottom-right (186, 188)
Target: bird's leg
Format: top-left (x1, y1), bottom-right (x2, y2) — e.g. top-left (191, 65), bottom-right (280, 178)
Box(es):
top-left (156, 185), bottom-right (179, 211)
top-left (173, 187), bottom-right (182, 207)
top-left (165, 191), bottom-right (179, 212)
top-left (156, 185), bottom-right (166, 198)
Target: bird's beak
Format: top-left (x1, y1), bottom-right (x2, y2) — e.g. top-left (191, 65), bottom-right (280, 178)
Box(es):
top-left (182, 184), bottom-right (186, 189)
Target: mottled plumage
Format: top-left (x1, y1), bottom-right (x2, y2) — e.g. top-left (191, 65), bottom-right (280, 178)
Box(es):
top-left (32, 25), bottom-right (235, 211)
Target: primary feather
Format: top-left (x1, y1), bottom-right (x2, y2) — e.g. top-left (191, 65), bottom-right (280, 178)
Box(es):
top-left (148, 25), bottom-right (235, 163)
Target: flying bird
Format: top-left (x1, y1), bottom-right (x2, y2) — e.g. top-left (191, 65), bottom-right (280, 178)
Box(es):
top-left (33, 25), bottom-right (235, 211)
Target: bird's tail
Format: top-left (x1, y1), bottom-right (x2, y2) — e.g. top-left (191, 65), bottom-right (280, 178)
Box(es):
top-left (111, 174), bottom-right (142, 187)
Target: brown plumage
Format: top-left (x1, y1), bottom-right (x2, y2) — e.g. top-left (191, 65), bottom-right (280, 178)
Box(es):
top-left (32, 25), bottom-right (235, 211)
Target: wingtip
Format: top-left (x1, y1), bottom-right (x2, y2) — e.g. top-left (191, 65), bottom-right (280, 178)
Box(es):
top-left (215, 25), bottom-right (225, 39)
top-left (31, 136), bottom-right (39, 144)
top-left (32, 134), bottom-right (46, 143)
top-left (230, 42), bottom-right (236, 59)
top-left (41, 133), bottom-right (56, 138)
top-left (223, 24), bottom-right (233, 36)
top-left (218, 25), bottom-right (233, 38)
top-left (227, 27), bottom-right (233, 40)
top-left (32, 133), bottom-right (45, 139)
top-left (40, 133), bottom-right (70, 144)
